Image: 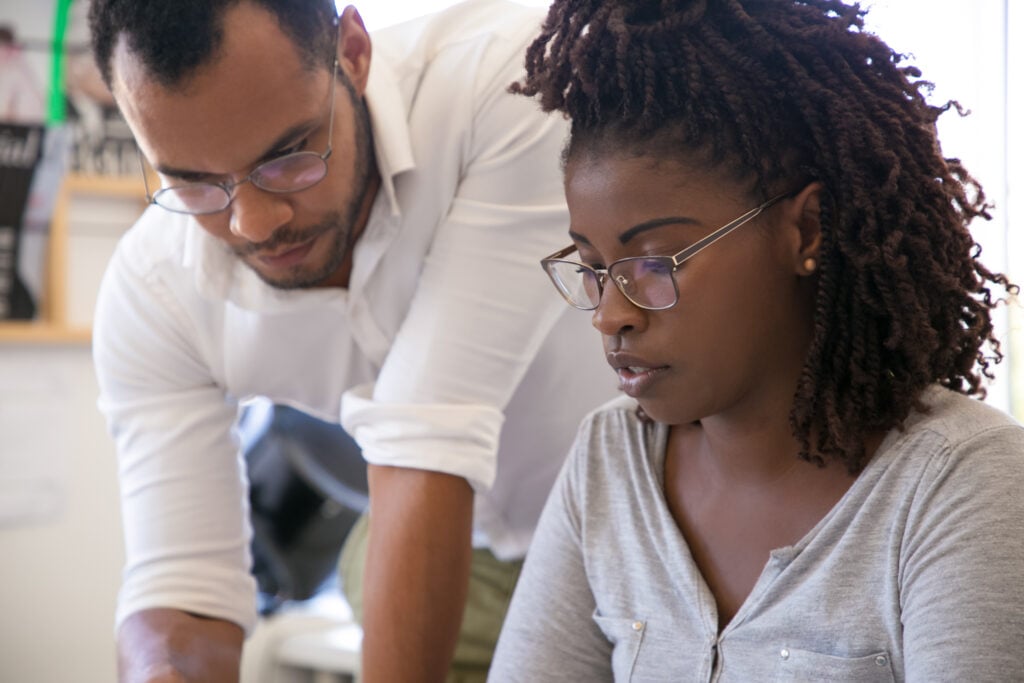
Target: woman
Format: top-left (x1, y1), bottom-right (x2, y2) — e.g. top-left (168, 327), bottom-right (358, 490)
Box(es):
top-left (489, 1), bottom-right (1024, 681)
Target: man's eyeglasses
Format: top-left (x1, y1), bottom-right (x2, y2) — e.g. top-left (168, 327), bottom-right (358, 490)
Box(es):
top-left (541, 192), bottom-right (792, 311)
top-left (140, 59), bottom-right (339, 216)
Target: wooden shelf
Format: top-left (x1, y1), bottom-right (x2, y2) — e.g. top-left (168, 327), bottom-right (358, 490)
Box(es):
top-left (63, 173), bottom-right (149, 198)
top-left (0, 321), bottom-right (91, 344)
top-left (0, 173), bottom-right (148, 344)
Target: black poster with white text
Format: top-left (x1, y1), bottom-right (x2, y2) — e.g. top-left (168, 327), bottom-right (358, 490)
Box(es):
top-left (0, 122), bottom-right (44, 320)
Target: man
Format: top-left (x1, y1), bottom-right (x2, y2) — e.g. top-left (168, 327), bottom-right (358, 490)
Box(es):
top-left (88, 0), bottom-right (613, 681)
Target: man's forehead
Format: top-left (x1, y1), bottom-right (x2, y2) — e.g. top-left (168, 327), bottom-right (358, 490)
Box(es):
top-left (111, 41), bottom-right (327, 177)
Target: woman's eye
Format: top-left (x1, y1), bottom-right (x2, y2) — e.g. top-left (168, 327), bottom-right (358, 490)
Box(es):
top-left (638, 259), bottom-right (672, 275)
top-left (572, 264), bottom-right (605, 277)
top-left (575, 251), bottom-right (602, 270)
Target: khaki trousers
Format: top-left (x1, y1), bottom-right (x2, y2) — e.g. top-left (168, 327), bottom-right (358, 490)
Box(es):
top-left (338, 513), bottom-right (524, 683)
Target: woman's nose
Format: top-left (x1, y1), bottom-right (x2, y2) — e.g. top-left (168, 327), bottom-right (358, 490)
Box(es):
top-left (591, 279), bottom-right (646, 336)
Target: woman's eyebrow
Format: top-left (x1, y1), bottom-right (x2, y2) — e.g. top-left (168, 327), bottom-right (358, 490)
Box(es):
top-left (568, 230), bottom-right (592, 246)
top-left (618, 216), bottom-right (700, 244)
top-left (569, 216), bottom-right (702, 248)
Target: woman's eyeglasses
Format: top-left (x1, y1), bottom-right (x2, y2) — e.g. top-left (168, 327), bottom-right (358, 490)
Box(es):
top-left (541, 192), bottom-right (792, 311)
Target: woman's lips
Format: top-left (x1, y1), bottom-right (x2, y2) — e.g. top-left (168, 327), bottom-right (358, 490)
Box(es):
top-left (615, 365), bottom-right (669, 397)
top-left (607, 352), bottom-right (670, 398)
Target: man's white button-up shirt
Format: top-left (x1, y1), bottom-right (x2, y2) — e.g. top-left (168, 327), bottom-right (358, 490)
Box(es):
top-left (93, 0), bottom-right (615, 634)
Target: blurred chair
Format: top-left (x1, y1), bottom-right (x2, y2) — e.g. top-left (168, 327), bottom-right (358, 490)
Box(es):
top-left (241, 401), bottom-right (369, 614)
top-left (241, 590), bottom-right (361, 683)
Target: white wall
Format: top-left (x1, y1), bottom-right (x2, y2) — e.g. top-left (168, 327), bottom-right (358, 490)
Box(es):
top-left (348, 0), bottom-right (549, 31)
top-left (0, 346), bottom-right (123, 683)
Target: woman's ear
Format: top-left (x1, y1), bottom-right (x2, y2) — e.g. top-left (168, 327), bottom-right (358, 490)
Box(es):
top-left (337, 6), bottom-right (372, 95)
top-left (789, 182), bottom-right (824, 275)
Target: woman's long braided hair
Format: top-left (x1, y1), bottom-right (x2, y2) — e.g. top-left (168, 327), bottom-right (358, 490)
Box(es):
top-left (512, 0), bottom-right (1017, 472)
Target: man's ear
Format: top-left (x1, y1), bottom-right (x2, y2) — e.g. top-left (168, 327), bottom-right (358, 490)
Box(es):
top-left (337, 6), bottom-right (372, 95)
top-left (788, 182), bottom-right (824, 275)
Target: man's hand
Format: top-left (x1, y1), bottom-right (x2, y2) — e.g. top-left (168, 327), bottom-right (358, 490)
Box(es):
top-left (361, 466), bottom-right (475, 683)
top-left (117, 608), bottom-right (244, 683)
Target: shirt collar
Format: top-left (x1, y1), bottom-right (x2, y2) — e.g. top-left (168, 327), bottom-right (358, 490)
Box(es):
top-left (364, 49), bottom-right (415, 217)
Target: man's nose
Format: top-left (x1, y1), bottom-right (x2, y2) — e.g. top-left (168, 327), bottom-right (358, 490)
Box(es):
top-left (228, 183), bottom-right (294, 244)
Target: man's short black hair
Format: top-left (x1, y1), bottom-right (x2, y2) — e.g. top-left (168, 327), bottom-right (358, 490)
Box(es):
top-left (89, 0), bottom-right (338, 89)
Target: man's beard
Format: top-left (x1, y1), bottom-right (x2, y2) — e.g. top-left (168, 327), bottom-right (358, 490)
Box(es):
top-left (235, 82), bottom-right (375, 290)
top-left (236, 209), bottom-right (352, 289)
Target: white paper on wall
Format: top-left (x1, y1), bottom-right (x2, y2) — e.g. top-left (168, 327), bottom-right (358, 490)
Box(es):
top-left (0, 365), bottom-right (70, 527)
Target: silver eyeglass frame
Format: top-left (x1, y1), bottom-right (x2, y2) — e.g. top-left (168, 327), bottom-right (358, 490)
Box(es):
top-left (138, 58), bottom-right (339, 216)
top-left (541, 191), bottom-right (795, 311)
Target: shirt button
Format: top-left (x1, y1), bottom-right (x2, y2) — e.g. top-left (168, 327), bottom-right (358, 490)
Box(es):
top-left (875, 655), bottom-right (889, 667)
top-left (780, 648), bottom-right (790, 660)
top-left (631, 621), bottom-right (644, 632)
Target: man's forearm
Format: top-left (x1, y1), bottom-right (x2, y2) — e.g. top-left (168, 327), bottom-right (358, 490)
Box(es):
top-left (361, 465), bottom-right (475, 683)
top-left (117, 608), bottom-right (244, 683)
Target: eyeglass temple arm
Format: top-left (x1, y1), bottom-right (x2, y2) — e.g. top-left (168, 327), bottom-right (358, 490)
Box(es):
top-left (542, 244), bottom-right (580, 262)
top-left (137, 149), bottom-right (156, 204)
top-left (669, 205), bottom-right (764, 266)
top-left (323, 59), bottom-right (338, 157)
top-left (669, 191), bottom-right (792, 267)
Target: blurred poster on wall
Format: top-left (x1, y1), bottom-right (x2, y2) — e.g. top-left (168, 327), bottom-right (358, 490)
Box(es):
top-left (1, 22), bottom-right (50, 320)
top-left (0, 121), bottom-right (44, 320)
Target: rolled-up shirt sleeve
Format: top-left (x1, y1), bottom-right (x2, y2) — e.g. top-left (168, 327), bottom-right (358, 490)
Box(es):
top-left (341, 384), bottom-right (505, 490)
top-left (341, 33), bottom-right (572, 492)
top-left (93, 234), bottom-right (258, 635)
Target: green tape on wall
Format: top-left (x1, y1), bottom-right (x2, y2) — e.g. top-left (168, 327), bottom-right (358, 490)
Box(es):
top-left (47, 0), bottom-right (74, 124)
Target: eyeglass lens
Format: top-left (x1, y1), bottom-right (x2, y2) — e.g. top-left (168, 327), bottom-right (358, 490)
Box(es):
top-left (251, 152), bottom-right (328, 191)
top-left (545, 258), bottom-right (678, 310)
top-left (153, 152), bottom-right (329, 214)
top-left (154, 183), bottom-right (229, 214)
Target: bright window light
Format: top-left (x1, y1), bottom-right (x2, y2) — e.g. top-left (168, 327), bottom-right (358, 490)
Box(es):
top-left (339, 0), bottom-right (550, 31)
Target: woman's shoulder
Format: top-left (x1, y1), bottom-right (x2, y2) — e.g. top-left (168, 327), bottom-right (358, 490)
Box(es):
top-left (582, 394), bottom-right (643, 423)
top-left (568, 395), bottom-right (667, 477)
top-left (905, 385), bottom-right (1023, 455)
top-left (576, 395), bottom-right (659, 444)
top-left (873, 385), bottom-right (1024, 500)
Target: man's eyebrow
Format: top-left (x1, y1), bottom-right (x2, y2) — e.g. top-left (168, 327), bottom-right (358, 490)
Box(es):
top-left (153, 118), bottom-right (320, 181)
top-left (569, 216), bottom-right (702, 248)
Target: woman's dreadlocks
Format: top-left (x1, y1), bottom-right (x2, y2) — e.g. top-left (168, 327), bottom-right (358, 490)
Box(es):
top-left (512, 0), bottom-right (1017, 472)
